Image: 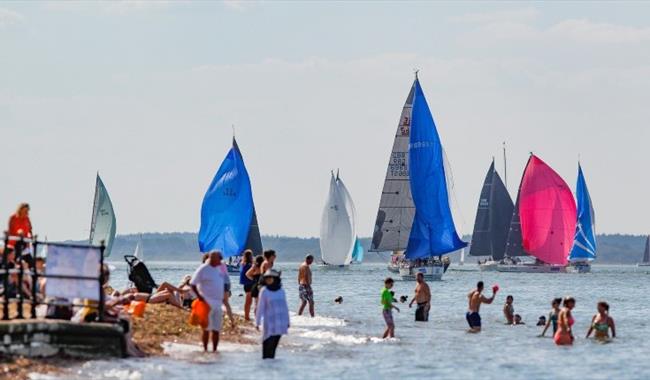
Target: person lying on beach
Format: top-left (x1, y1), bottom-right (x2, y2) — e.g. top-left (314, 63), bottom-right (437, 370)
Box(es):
top-left (117, 284), bottom-right (184, 309)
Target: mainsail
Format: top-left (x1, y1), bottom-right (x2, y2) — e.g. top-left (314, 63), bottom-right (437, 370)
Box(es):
top-left (517, 155), bottom-right (576, 265)
top-left (405, 78), bottom-right (467, 259)
top-left (568, 164), bottom-right (597, 261)
top-left (370, 84), bottom-right (415, 252)
top-left (469, 161), bottom-right (514, 260)
top-left (320, 172), bottom-right (356, 265)
top-left (642, 236), bottom-right (650, 264)
top-left (198, 138), bottom-right (258, 258)
top-left (89, 174), bottom-right (117, 257)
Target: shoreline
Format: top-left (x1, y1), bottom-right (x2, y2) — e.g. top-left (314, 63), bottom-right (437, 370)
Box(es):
top-left (3, 304), bottom-right (256, 380)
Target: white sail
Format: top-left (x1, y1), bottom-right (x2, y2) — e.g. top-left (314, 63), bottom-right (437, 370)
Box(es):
top-left (89, 174), bottom-right (117, 257)
top-left (133, 236), bottom-right (144, 261)
top-left (320, 172), bottom-right (355, 266)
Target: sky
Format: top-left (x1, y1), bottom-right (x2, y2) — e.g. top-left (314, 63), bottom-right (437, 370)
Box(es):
top-left (1, 1), bottom-right (649, 241)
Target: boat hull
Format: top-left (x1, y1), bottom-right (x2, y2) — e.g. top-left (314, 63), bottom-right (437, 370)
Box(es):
top-left (387, 264), bottom-right (400, 273)
top-left (637, 263), bottom-right (650, 267)
top-left (226, 264), bottom-right (240, 274)
top-left (399, 264), bottom-right (444, 281)
top-left (566, 262), bottom-right (591, 273)
top-left (496, 264), bottom-right (566, 273)
top-left (479, 261), bottom-right (499, 272)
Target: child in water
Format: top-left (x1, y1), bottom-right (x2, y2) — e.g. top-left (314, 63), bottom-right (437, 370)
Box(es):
top-left (381, 278), bottom-right (400, 339)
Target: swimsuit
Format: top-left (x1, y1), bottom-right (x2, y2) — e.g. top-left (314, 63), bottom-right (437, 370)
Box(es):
top-left (299, 284), bottom-right (313, 303)
top-left (415, 302), bottom-right (429, 322)
top-left (251, 274), bottom-right (261, 298)
top-left (383, 309), bottom-right (394, 327)
top-left (554, 315), bottom-right (574, 345)
top-left (466, 312), bottom-right (481, 328)
top-left (549, 311), bottom-right (559, 334)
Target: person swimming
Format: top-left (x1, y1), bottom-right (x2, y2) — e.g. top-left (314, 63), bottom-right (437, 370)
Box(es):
top-left (586, 301), bottom-right (616, 341)
top-left (554, 297), bottom-right (575, 345)
top-left (539, 298), bottom-right (562, 337)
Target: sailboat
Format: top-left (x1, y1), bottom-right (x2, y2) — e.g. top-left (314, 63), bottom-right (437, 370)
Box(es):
top-left (497, 155), bottom-right (576, 273)
top-left (198, 137), bottom-right (263, 273)
top-left (133, 234), bottom-right (144, 262)
top-left (89, 174), bottom-right (117, 257)
top-left (566, 164), bottom-right (597, 273)
top-left (319, 171), bottom-right (357, 267)
top-left (638, 236), bottom-right (650, 267)
top-left (370, 74), bottom-right (466, 280)
top-left (469, 160), bottom-right (514, 272)
top-left (351, 238), bottom-right (364, 264)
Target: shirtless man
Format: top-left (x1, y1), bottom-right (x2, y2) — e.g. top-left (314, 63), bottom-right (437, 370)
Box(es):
top-left (503, 295), bottom-right (514, 325)
top-left (261, 250), bottom-right (276, 274)
top-left (408, 272), bottom-right (431, 322)
top-left (466, 281), bottom-right (497, 333)
top-left (298, 255), bottom-right (315, 317)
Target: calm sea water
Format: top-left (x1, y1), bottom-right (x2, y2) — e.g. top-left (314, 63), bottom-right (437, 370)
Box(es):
top-left (43, 262), bottom-right (650, 380)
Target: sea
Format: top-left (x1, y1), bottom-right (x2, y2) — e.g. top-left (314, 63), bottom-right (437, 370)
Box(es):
top-left (38, 262), bottom-right (650, 380)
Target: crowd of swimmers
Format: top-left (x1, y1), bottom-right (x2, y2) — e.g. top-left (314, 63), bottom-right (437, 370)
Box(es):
top-left (380, 277), bottom-right (616, 345)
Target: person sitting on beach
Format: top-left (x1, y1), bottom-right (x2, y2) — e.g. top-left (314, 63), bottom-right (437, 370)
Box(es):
top-left (466, 281), bottom-right (497, 333)
top-left (503, 295), bottom-right (515, 324)
top-left (381, 277), bottom-right (400, 339)
top-left (297, 254), bottom-right (315, 317)
top-left (247, 255), bottom-right (264, 315)
top-left (240, 250), bottom-right (255, 321)
top-left (554, 297), bottom-right (576, 345)
top-left (408, 272), bottom-right (430, 322)
top-left (586, 301), bottom-right (616, 341)
top-left (256, 269), bottom-right (290, 359)
top-left (539, 298), bottom-right (562, 337)
top-left (190, 251), bottom-right (226, 352)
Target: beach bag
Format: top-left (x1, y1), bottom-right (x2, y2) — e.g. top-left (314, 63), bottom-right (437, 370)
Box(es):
top-left (124, 255), bottom-right (158, 294)
top-left (189, 299), bottom-right (210, 329)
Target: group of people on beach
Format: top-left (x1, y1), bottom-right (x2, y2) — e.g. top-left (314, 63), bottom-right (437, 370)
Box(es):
top-left (380, 277), bottom-right (616, 345)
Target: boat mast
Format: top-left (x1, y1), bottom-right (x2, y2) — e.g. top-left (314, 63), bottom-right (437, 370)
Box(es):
top-left (502, 141), bottom-right (508, 192)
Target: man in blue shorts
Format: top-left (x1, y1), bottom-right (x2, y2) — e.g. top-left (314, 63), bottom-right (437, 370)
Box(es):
top-left (466, 281), bottom-right (497, 333)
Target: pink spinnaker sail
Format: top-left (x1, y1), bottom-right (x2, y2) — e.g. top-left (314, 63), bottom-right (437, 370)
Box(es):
top-left (519, 155), bottom-right (576, 265)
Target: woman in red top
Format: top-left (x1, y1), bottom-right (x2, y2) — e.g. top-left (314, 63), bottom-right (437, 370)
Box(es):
top-left (8, 203), bottom-right (32, 248)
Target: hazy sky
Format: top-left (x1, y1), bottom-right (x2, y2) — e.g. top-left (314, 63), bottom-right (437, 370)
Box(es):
top-left (1, 1), bottom-right (649, 241)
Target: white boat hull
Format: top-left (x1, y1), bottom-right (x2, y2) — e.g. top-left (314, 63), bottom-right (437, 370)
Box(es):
top-left (479, 261), bottom-right (499, 272)
top-left (399, 265), bottom-right (444, 281)
top-left (566, 263), bottom-right (591, 273)
top-left (387, 264), bottom-right (400, 273)
top-left (496, 264), bottom-right (566, 273)
top-left (637, 263), bottom-right (650, 267)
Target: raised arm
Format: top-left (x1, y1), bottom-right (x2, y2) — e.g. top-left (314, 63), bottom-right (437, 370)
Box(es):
top-left (480, 293), bottom-right (495, 304)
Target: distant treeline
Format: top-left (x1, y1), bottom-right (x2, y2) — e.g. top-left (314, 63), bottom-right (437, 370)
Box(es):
top-left (81, 232), bottom-right (647, 264)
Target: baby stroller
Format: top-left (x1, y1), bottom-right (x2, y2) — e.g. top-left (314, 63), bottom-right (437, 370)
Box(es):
top-left (124, 255), bottom-right (158, 294)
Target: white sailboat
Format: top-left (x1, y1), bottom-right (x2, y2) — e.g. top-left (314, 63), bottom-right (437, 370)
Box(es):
top-left (133, 235), bottom-right (144, 262)
top-left (319, 171), bottom-right (356, 267)
top-left (89, 174), bottom-right (117, 256)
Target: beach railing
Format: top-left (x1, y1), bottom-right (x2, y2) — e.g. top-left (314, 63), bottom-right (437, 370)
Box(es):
top-left (1, 233), bottom-right (106, 322)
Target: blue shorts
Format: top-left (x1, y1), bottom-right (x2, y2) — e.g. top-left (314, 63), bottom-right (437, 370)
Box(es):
top-left (466, 312), bottom-right (481, 328)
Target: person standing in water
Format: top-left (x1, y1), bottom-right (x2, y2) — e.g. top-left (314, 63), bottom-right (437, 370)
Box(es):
top-left (381, 277), bottom-right (400, 338)
top-left (586, 301), bottom-right (616, 341)
top-left (554, 297), bottom-right (576, 345)
top-left (261, 249), bottom-right (276, 274)
top-left (239, 250), bottom-right (255, 321)
top-left (190, 251), bottom-right (225, 352)
top-left (503, 295), bottom-right (515, 325)
top-left (408, 272), bottom-right (431, 322)
top-left (297, 254), bottom-right (315, 317)
top-left (246, 255), bottom-right (265, 315)
top-left (256, 269), bottom-right (290, 359)
top-left (466, 281), bottom-right (497, 333)
top-left (539, 298), bottom-right (562, 337)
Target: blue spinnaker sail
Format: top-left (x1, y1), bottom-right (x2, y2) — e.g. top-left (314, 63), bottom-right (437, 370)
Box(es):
top-left (569, 164), bottom-right (596, 261)
top-left (406, 79), bottom-right (467, 259)
top-left (352, 238), bottom-right (364, 263)
top-left (198, 138), bottom-right (254, 257)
